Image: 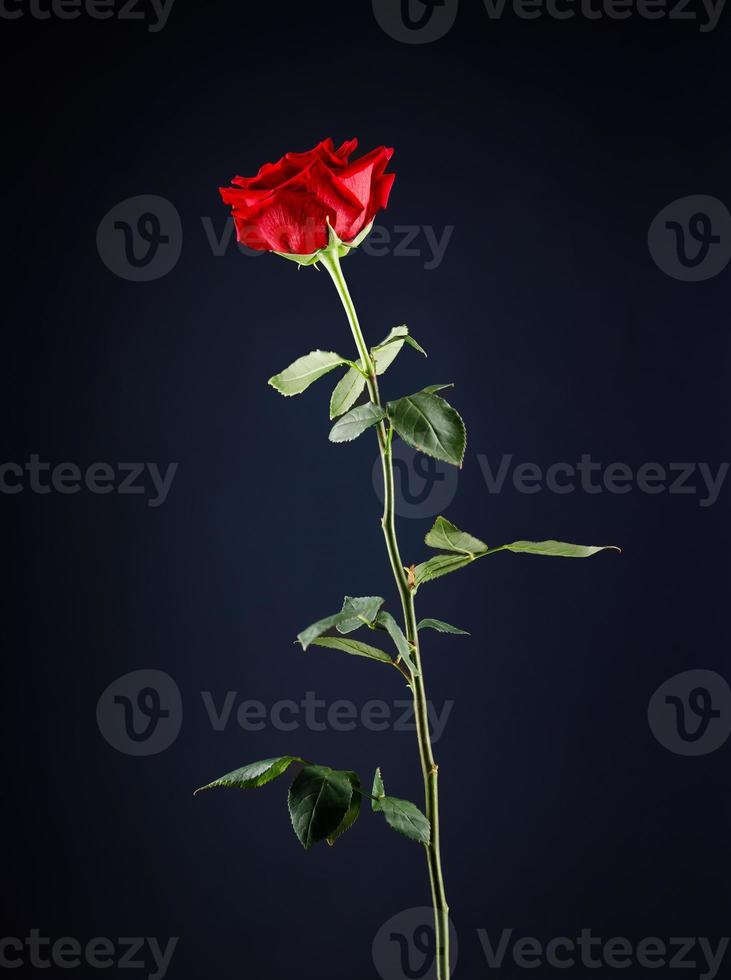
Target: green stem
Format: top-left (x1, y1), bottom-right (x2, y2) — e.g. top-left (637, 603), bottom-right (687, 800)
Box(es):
top-left (319, 247), bottom-right (450, 980)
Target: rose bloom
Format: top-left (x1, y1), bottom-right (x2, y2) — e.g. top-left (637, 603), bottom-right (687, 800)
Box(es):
top-left (219, 138), bottom-right (395, 256)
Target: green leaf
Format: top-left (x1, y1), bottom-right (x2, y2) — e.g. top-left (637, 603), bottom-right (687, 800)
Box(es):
top-left (417, 618), bottom-right (470, 635)
top-left (288, 765), bottom-right (354, 850)
top-left (297, 596), bottom-right (385, 649)
top-left (297, 613), bottom-right (346, 651)
top-left (194, 756), bottom-right (303, 794)
top-left (376, 611), bottom-right (420, 676)
top-left (498, 540), bottom-right (621, 558)
top-left (310, 636), bottom-right (394, 665)
top-left (414, 537), bottom-right (619, 589)
top-left (373, 325), bottom-right (408, 375)
top-left (336, 596), bottom-right (385, 634)
top-left (372, 326), bottom-right (427, 370)
top-left (370, 768), bottom-right (429, 843)
top-left (425, 516), bottom-right (488, 556)
top-left (374, 796), bottom-right (431, 844)
top-left (269, 350), bottom-right (348, 396)
top-left (327, 771), bottom-right (362, 845)
top-left (420, 383), bottom-right (453, 395)
top-left (387, 391), bottom-right (466, 468)
top-left (330, 366), bottom-right (366, 419)
top-left (413, 553), bottom-right (476, 588)
top-left (329, 403), bottom-right (386, 443)
top-left (371, 768), bottom-right (385, 811)
top-left (414, 516), bottom-right (620, 590)
top-left (403, 335), bottom-right (427, 357)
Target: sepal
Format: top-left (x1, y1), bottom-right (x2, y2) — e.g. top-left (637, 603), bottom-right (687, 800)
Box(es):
top-left (274, 219), bottom-right (376, 267)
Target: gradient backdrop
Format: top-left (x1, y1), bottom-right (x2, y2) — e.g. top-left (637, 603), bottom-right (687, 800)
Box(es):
top-left (4, 1), bottom-right (731, 978)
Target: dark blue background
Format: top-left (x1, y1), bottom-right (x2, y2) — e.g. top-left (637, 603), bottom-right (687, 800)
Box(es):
top-left (3, 1), bottom-right (730, 977)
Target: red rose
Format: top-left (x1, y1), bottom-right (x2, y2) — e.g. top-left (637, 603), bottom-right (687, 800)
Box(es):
top-left (219, 138), bottom-right (395, 256)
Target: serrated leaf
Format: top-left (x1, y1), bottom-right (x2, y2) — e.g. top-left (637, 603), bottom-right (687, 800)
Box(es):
top-left (425, 516), bottom-right (488, 556)
top-left (329, 403), bottom-right (386, 443)
top-left (499, 540), bottom-right (621, 558)
top-left (194, 756), bottom-right (303, 794)
top-left (414, 534), bottom-right (619, 588)
top-left (413, 553), bottom-right (475, 588)
top-left (297, 597), bottom-right (385, 649)
top-left (330, 366), bottom-right (367, 419)
top-left (310, 636), bottom-right (394, 665)
top-left (371, 768), bottom-right (385, 811)
top-left (375, 611), bottom-right (420, 676)
top-left (288, 765), bottom-right (353, 850)
top-left (269, 350), bottom-right (348, 396)
top-left (297, 613), bottom-right (346, 651)
top-left (327, 771), bottom-right (362, 845)
top-left (373, 325), bottom-right (408, 375)
top-left (387, 391), bottom-right (466, 468)
top-left (374, 796), bottom-right (431, 844)
top-left (373, 326), bottom-right (427, 367)
top-left (417, 618), bottom-right (470, 635)
top-left (336, 596), bottom-right (385, 634)
top-left (403, 335), bottom-right (427, 356)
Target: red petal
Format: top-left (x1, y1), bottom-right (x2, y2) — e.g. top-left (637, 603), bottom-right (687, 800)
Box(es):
top-left (369, 172), bottom-right (396, 217)
top-left (305, 160), bottom-right (364, 240)
top-left (335, 137), bottom-right (359, 162)
top-left (244, 189), bottom-right (330, 254)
